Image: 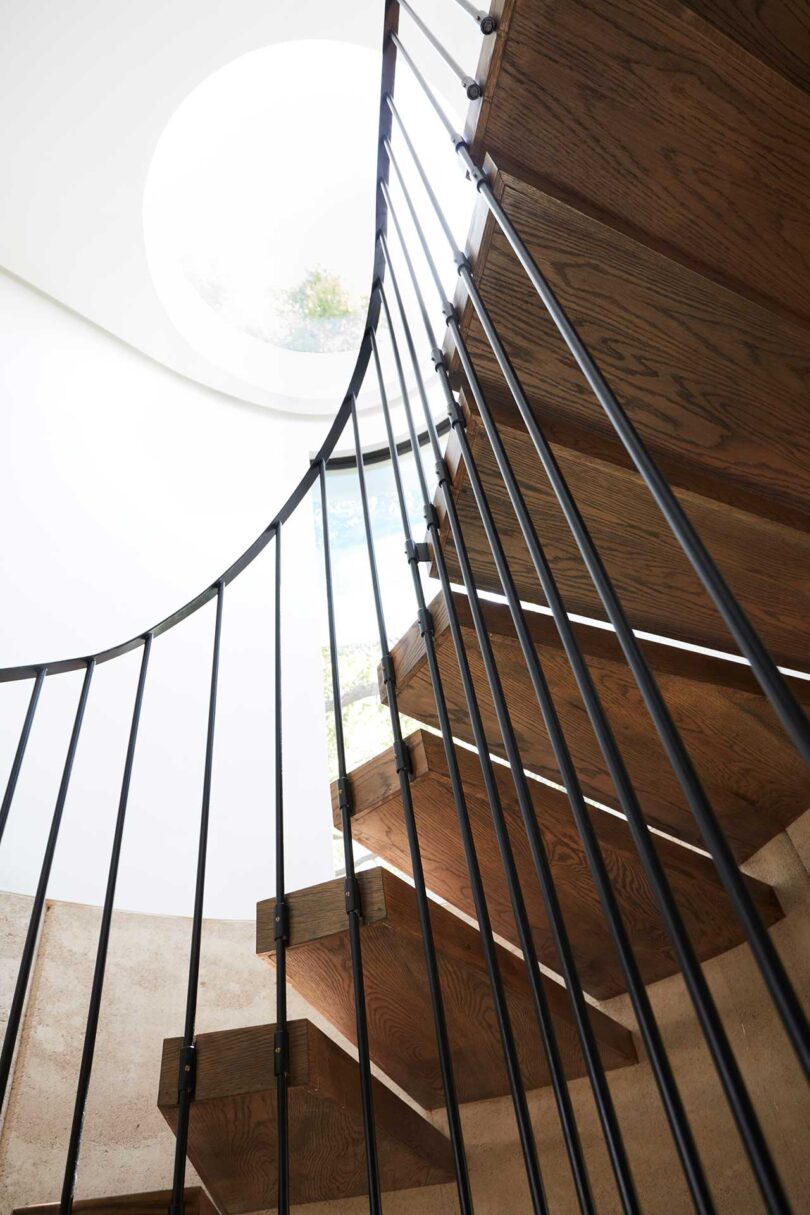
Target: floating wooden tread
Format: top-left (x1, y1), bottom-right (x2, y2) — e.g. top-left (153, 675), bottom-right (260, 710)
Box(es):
top-left (333, 732), bottom-right (781, 1000)
top-left (387, 593), bottom-right (809, 861)
top-left (449, 168), bottom-right (810, 530)
top-left (436, 399), bottom-right (810, 675)
top-left (12, 1192), bottom-right (215, 1215)
top-left (257, 867), bottom-right (636, 1108)
top-left (158, 1020), bottom-right (453, 1213)
top-left (469, 0), bottom-right (810, 327)
top-left (677, 1), bottom-right (810, 95)
top-left (386, 594), bottom-right (809, 865)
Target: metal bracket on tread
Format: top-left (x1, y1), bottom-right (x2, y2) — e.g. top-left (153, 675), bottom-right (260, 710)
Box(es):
top-left (418, 607), bottom-right (434, 639)
top-left (273, 899), bottom-right (289, 946)
top-left (337, 775), bottom-right (353, 816)
top-left (380, 652), bottom-right (396, 688)
top-left (274, 1027), bottom-right (288, 1076)
top-left (344, 876), bottom-right (362, 916)
top-left (177, 1043), bottom-right (196, 1100)
top-left (434, 458), bottom-right (451, 488)
top-left (424, 502), bottom-right (441, 529)
top-left (447, 395), bottom-right (466, 429)
top-left (393, 738), bottom-right (412, 775)
top-left (405, 539), bottom-right (431, 564)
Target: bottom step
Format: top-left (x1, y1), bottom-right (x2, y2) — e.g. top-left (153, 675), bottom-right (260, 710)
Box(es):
top-left (12, 1191), bottom-right (215, 1215)
top-left (158, 1020), bottom-right (454, 1214)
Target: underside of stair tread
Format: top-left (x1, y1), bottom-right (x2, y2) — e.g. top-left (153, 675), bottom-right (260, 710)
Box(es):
top-left (386, 592), bottom-right (809, 863)
top-left (448, 167), bottom-right (810, 532)
top-left (332, 732), bottom-right (781, 1001)
top-left (256, 867), bottom-right (637, 1109)
top-left (157, 1019), bottom-right (453, 1213)
top-left (468, 0), bottom-right (810, 328)
top-left (672, 0), bottom-right (810, 95)
top-left (11, 1192), bottom-right (215, 1215)
top-left (436, 397), bottom-right (810, 676)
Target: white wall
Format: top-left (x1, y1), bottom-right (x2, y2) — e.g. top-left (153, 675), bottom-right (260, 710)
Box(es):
top-left (0, 271), bottom-right (334, 916)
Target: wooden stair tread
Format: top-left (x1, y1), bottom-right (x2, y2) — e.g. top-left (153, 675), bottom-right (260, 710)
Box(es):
top-left (158, 1020), bottom-right (453, 1213)
top-left (437, 401), bottom-right (810, 674)
top-left (334, 732), bottom-right (781, 1000)
top-left (386, 594), bottom-right (808, 864)
top-left (388, 592), bottom-right (808, 860)
top-left (12, 1192), bottom-right (215, 1215)
top-left (256, 867), bottom-right (636, 1109)
top-left (677, 0), bottom-right (810, 95)
top-left (449, 169), bottom-right (810, 529)
top-left (469, 0), bottom-right (810, 327)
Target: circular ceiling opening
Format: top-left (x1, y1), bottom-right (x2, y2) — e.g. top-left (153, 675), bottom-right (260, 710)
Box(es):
top-left (143, 40), bottom-right (379, 413)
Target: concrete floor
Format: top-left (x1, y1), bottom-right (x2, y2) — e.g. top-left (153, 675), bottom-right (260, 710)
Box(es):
top-left (1, 812), bottom-right (808, 1214)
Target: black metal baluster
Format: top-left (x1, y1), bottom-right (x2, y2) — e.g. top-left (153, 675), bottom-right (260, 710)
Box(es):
top-left (383, 100), bottom-right (799, 1214)
top-left (170, 583), bottom-right (224, 1215)
top-left (388, 30), bottom-right (810, 767)
top-left (318, 458), bottom-right (383, 1215)
top-left (385, 85), bottom-right (810, 1086)
top-left (381, 173), bottom-right (716, 1213)
top-left (370, 328), bottom-right (549, 1215)
top-left (273, 523), bottom-right (290, 1215)
top-left (60, 637), bottom-right (152, 1214)
top-left (378, 266), bottom-right (640, 1214)
top-left (396, 0), bottom-right (482, 98)
top-left (0, 659), bottom-right (95, 1110)
top-left (0, 666), bottom-right (47, 848)
top-left (349, 392), bottom-right (474, 1215)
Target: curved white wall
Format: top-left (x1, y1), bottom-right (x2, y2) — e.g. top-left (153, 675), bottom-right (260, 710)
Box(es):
top-left (0, 271), bottom-right (334, 916)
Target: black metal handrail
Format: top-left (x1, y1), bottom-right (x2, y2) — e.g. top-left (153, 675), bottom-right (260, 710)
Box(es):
top-left (1, 3), bottom-right (807, 1214)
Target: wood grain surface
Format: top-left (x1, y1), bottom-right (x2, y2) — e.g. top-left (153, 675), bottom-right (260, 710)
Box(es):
top-left (258, 867), bottom-right (636, 1107)
top-left (386, 592), bottom-right (809, 861)
top-left (436, 401), bottom-right (810, 674)
top-left (470, 0), bottom-right (810, 324)
top-left (449, 171), bottom-right (810, 530)
top-left (332, 731), bottom-right (781, 1000)
top-left (158, 1020), bottom-right (453, 1213)
top-left (677, 0), bottom-right (810, 93)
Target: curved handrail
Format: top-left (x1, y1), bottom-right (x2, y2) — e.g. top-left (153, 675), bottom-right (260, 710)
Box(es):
top-left (0, 331), bottom-right (361, 685)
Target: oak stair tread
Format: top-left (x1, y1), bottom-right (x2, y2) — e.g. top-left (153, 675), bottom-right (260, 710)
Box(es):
top-left (672, 0), bottom-right (810, 95)
top-left (436, 395), bottom-right (810, 674)
top-left (12, 1192), bottom-right (216, 1215)
top-left (333, 731), bottom-right (781, 1000)
top-left (449, 167), bottom-right (810, 531)
top-left (386, 592), bottom-right (809, 862)
top-left (157, 1019), bottom-right (453, 1214)
top-left (469, 0), bottom-right (810, 327)
top-left (256, 866), bottom-right (637, 1109)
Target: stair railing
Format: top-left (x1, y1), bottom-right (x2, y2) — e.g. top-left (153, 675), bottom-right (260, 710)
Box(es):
top-left (385, 3), bottom-right (810, 1090)
top-left (0, 3), bottom-right (807, 1215)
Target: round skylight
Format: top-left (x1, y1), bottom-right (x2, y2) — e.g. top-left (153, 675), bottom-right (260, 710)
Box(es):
top-left (143, 40), bottom-right (379, 413)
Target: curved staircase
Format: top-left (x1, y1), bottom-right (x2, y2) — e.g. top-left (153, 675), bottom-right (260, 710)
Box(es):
top-left (6, 0), bottom-right (810, 1212)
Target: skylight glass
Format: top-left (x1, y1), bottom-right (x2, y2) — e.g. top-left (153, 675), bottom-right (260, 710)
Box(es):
top-left (143, 36), bottom-right (475, 419)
